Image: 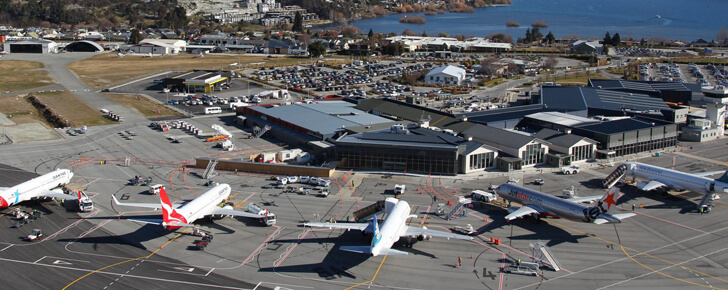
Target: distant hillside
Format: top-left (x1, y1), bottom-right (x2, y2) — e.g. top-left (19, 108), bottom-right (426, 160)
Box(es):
top-left (0, 0), bottom-right (187, 29)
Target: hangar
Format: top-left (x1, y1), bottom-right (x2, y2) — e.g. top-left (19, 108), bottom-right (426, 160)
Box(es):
top-left (64, 40), bottom-right (104, 52)
top-left (3, 39), bottom-right (57, 53)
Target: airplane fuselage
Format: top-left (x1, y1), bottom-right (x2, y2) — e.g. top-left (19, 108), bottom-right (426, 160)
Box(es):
top-left (626, 161), bottom-right (728, 193)
top-left (495, 184), bottom-right (602, 223)
top-left (0, 169), bottom-right (73, 208)
top-left (176, 184), bottom-right (231, 223)
top-left (371, 200), bottom-right (410, 256)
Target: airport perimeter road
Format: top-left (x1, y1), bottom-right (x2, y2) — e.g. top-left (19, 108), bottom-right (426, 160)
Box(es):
top-left (3, 52), bottom-right (146, 123)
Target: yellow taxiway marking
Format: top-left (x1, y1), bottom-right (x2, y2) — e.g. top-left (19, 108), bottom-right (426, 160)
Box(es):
top-left (62, 228), bottom-right (189, 290)
top-left (620, 246), bottom-right (726, 289)
top-left (344, 255), bottom-right (388, 290)
top-left (550, 220), bottom-right (728, 287)
top-left (226, 191), bottom-right (241, 203)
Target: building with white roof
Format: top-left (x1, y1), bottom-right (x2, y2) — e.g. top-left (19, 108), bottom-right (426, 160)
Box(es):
top-left (425, 65), bottom-right (466, 86)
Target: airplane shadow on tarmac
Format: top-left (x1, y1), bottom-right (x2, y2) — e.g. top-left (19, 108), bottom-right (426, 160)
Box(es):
top-left (56, 222), bottom-right (175, 250)
top-left (617, 184), bottom-right (704, 214)
top-left (260, 230), bottom-right (436, 279)
top-left (471, 206), bottom-right (589, 247)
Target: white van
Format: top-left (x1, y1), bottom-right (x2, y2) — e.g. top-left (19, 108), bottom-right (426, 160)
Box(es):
top-left (205, 107), bottom-right (222, 114)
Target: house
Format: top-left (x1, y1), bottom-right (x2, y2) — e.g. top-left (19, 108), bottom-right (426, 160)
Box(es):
top-left (425, 65), bottom-right (466, 86)
top-left (571, 40), bottom-right (603, 54)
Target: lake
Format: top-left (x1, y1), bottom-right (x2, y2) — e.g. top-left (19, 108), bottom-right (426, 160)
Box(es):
top-left (332, 0), bottom-right (727, 41)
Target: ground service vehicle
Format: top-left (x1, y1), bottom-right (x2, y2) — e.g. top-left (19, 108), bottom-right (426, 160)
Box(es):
top-left (149, 184), bottom-right (164, 195)
top-left (561, 165), bottom-right (580, 175)
top-left (471, 190), bottom-right (496, 202)
top-left (205, 107), bottom-right (222, 114)
top-left (394, 184), bottom-right (406, 196)
top-left (246, 203), bottom-right (277, 226)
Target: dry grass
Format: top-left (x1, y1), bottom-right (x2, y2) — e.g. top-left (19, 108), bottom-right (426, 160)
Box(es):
top-left (0, 60), bottom-right (56, 92)
top-left (103, 93), bottom-right (182, 118)
top-left (0, 94), bottom-right (44, 125)
top-left (33, 91), bottom-right (115, 126)
top-left (539, 72), bottom-right (609, 85)
top-left (68, 53), bottom-right (317, 89)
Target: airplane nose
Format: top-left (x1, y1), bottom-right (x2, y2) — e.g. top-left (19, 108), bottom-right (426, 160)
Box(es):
top-left (0, 196), bottom-right (8, 208)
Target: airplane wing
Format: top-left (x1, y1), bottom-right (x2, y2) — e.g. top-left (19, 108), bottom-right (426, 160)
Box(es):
top-left (566, 195), bottom-right (603, 204)
top-left (404, 226), bottom-right (473, 240)
top-left (210, 208), bottom-right (263, 219)
top-left (639, 180), bottom-right (669, 191)
top-left (340, 246), bottom-right (408, 256)
top-left (303, 222), bottom-right (369, 231)
top-left (594, 213), bottom-right (636, 224)
top-left (694, 170), bottom-right (726, 177)
top-left (126, 218), bottom-right (196, 228)
top-left (112, 195), bottom-right (161, 210)
top-left (504, 205), bottom-right (540, 221)
top-left (42, 190), bottom-right (79, 200)
top-left (0, 187), bottom-right (8, 191)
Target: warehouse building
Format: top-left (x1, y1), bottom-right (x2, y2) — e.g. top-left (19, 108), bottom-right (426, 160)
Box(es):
top-left (3, 39), bottom-right (57, 53)
top-left (569, 117), bottom-right (678, 158)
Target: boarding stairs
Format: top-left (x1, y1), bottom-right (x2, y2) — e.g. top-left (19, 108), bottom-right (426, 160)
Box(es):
top-left (530, 241), bottom-right (562, 271)
top-left (446, 196), bottom-right (472, 221)
top-left (253, 125), bottom-right (271, 138)
top-left (602, 164), bottom-right (628, 188)
top-left (202, 160), bottom-right (219, 179)
top-left (353, 200), bottom-right (386, 221)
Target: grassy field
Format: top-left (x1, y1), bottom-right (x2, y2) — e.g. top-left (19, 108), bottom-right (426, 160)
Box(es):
top-left (103, 93), bottom-right (182, 118)
top-left (0, 60), bottom-right (56, 92)
top-left (0, 91), bottom-right (114, 127)
top-left (34, 91), bottom-right (115, 126)
top-left (68, 53), bottom-right (320, 89)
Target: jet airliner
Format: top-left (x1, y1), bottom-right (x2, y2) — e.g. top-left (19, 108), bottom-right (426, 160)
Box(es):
top-left (304, 198), bottom-right (473, 256)
top-left (112, 184), bottom-right (263, 230)
top-left (0, 169), bottom-right (77, 208)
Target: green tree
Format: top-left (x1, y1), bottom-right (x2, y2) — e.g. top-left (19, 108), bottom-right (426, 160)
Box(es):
top-left (544, 31), bottom-right (555, 44)
top-left (292, 11), bottom-right (303, 32)
top-left (603, 32), bottom-right (612, 46)
top-left (611, 33), bottom-right (621, 46)
top-left (308, 41), bottom-right (326, 57)
top-left (368, 28), bottom-right (374, 38)
top-left (717, 26), bottom-right (728, 45)
top-left (531, 27), bottom-right (543, 42)
top-left (129, 29), bottom-right (143, 44)
top-left (524, 28), bottom-right (531, 43)
top-left (422, 30), bottom-right (427, 37)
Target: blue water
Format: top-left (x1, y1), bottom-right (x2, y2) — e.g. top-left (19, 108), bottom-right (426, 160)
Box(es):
top-left (331, 0), bottom-right (728, 41)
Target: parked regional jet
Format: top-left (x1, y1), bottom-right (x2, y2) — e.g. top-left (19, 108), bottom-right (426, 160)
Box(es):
top-left (112, 184), bottom-right (263, 230)
top-left (304, 198), bottom-right (473, 256)
top-left (494, 184), bottom-right (635, 224)
top-left (0, 169), bottom-right (77, 208)
top-left (603, 161), bottom-right (727, 210)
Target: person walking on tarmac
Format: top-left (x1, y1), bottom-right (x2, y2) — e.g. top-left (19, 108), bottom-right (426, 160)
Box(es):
top-left (517, 258), bottom-right (521, 266)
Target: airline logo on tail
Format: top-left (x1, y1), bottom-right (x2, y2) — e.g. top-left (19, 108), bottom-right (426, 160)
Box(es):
top-left (583, 187), bottom-right (620, 222)
top-left (159, 187), bottom-right (187, 229)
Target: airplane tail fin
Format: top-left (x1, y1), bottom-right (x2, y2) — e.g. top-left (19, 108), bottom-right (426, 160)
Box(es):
top-left (159, 187), bottom-right (187, 228)
top-left (591, 187), bottom-right (621, 214)
top-left (717, 170), bottom-right (728, 184)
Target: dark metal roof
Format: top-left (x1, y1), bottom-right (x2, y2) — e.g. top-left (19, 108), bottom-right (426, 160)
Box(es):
top-left (574, 117), bottom-right (670, 134)
top-left (535, 128), bottom-right (596, 148)
top-left (463, 104), bottom-right (547, 124)
top-left (462, 124), bottom-right (538, 149)
top-left (589, 79), bottom-right (694, 92)
top-left (355, 98), bottom-right (475, 132)
top-left (542, 86), bottom-right (670, 113)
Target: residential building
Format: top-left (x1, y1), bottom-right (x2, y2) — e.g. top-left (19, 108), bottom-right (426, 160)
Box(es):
top-left (425, 65), bottom-right (466, 86)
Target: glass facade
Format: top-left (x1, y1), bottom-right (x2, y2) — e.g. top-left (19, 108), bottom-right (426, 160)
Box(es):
top-left (570, 144), bottom-right (593, 162)
top-left (521, 143), bottom-right (545, 165)
top-left (469, 152), bottom-right (495, 170)
top-left (337, 143), bottom-right (459, 175)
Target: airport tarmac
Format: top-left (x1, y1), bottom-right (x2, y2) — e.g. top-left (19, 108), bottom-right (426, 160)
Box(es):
top-left (1, 116), bottom-right (728, 289)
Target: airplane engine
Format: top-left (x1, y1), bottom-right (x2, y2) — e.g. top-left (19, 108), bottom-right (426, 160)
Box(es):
top-left (415, 226), bottom-right (427, 241)
top-left (635, 181), bottom-right (649, 191)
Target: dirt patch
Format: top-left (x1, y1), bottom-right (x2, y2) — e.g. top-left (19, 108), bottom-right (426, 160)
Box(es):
top-left (103, 93), bottom-right (182, 118)
top-left (68, 53), bottom-right (314, 89)
top-left (32, 91), bottom-right (115, 127)
top-left (0, 94), bottom-right (46, 125)
top-left (0, 60), bottom-right (56, 92)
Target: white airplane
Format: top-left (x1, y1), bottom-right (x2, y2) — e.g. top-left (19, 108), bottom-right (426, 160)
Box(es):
top-left (606, 161), bottom-right (728, 209)
top-left (112, 184), bottom-right (263, 230)
top-left (0, 169), bottom-right (77, 208)
top-left (304, 198), bottom-right (473, 256)
top-left (494, 184), bottom-right (635, 224)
